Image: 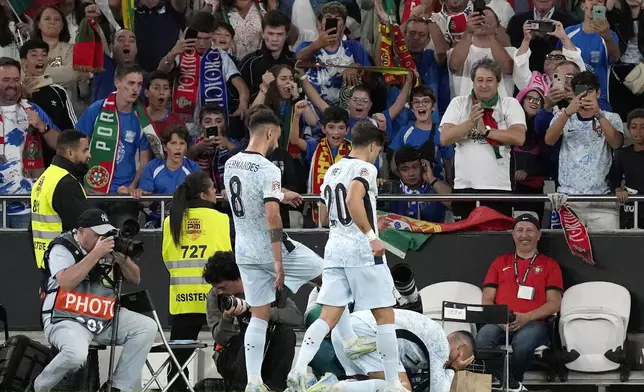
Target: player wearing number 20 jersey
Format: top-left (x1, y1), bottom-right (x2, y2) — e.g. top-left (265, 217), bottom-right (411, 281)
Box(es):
top-left (322, 157), bottom-right (383, 268)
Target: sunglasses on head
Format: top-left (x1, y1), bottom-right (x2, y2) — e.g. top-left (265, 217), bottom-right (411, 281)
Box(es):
top-left (545, 54), bottom-right (566, 61)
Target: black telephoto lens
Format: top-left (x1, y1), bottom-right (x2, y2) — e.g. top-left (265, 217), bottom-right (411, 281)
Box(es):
top-left (222, 296), bottom-right (235, 311)
top-left (113, 236), bottom-right (144, 259)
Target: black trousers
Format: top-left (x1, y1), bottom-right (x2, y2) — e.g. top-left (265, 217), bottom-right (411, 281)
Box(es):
top-left (216, 325), bottom-right (296, 391)
top-left (451, 188), bottom-right (513, 222)
top-left (167, 314), bottom-right (206, 391)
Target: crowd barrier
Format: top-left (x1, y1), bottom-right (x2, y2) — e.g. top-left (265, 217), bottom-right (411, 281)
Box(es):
top-left (2, 195), bottom-right (644, 333)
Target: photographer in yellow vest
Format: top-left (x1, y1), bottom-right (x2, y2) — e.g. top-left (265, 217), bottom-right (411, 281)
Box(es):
top-left (31, 130), bottom-right (91, 269)
top-left (163, 171), bottom-right (232, 391)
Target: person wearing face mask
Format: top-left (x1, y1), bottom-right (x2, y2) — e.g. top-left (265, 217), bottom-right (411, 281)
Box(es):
top-left (31, 129), bottom-right (92, 270)
top-left (513, 82), bottom-right (548, 224)
top-left (93, 29), bottom-right (140, 102)
top-left (477, 214), bottom-right (563, 392)
top-left (440, 58), bottom-right (526, 221)
top-left (513, 21), bottom-right (586, 93)
top-left (145, 71), bottom-right (185, 138)
top-left (20, 40), bottom-right (77, 167)
top-left (162, 171), bottom-right (232, 391)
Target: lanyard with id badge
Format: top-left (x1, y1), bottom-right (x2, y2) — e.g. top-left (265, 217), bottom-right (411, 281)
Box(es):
top-left (515, 252), bottom-right (538, 301)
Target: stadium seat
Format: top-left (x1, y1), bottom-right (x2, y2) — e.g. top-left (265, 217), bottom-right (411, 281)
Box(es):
top-left (419, 281), bottom-right (482, 336)
top-left (559, 282), bottom-right (631, 377)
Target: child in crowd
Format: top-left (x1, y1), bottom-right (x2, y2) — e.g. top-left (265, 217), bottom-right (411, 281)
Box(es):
top-left (189, 105), bottom-right (239, 191)
top-left (145, 71), bottom-right (185, 139)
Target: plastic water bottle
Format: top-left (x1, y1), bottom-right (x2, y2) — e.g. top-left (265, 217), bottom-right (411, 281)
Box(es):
top-left (550, 209), bottom-right (562, 229)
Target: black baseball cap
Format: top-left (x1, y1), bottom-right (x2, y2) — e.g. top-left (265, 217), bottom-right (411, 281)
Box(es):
top-left (514, 213), bottom-right (541, 231)
top-left (77, 208), bottom-right (117, 235)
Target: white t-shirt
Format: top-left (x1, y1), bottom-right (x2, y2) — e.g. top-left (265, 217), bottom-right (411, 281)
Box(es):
top-left (447, 45), bottom-right (517, 99)
top-left (321, 156), bottom-right (382, 268)
top-left (223, 151), bottom-right (287, 264)
top-left (440, 95), bottom-right (526, 191)
top-left (486, 0), bottom-right (515, 28)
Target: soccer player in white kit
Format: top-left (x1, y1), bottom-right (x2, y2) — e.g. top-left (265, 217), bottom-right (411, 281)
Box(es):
top-left (223, 106), bottom-right (323, 392)
top-left (288, 122), bottom-right (407, 392)
top-left (330, 309), bottom-right (476, 392)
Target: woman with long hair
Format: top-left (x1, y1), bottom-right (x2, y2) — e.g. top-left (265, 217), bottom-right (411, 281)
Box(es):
top-left (33, 5), bottom-right (87, 112)
top-left (251, 64), bottom-right (318, 153)
top-left (163, 171), bottom-right (232, 390)
top-left (608, 0), bottom-right (644, 119)
top-left (213, 0), bottom-right (266, 59)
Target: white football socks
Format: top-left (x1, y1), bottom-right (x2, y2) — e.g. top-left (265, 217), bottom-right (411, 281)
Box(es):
top-left (376, 324), bottom-right (402, 387)
top-left (294, 318), bottom-right (331, 370)
top-left (244, 317), bottom-right (268, 385)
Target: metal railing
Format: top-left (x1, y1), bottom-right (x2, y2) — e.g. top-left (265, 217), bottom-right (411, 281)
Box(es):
top-left (4, 193), bottom-right (642, 230)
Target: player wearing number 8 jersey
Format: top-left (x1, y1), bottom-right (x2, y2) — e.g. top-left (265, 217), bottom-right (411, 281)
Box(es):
top-left (223, 106), bottom-right (323, 392)
top-left (288, 122), bottom-right (408, 392)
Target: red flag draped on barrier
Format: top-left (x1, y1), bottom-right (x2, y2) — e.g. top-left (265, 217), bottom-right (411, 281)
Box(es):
top-left (382, 206), bottom-right (516, 234)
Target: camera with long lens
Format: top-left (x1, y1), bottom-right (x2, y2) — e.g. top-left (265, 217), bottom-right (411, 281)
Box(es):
top-left (391, 263), bottom-right (423, 314)
top-left (221, 296), bottom-right (249, 313)
top-left (105, 219), bottom-right (144, 259)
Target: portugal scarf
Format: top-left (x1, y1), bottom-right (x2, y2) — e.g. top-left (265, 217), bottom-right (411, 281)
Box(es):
top-left (471, 90), bottom-right (503, 159)
top-left (172, 48), bottom-right (229, 123)
top-left (277, 101), bottom-right (301, 157)
top-left (85, 92), bottom-right (161, 193)
top-left (309, 137), bottom-right (351, 221)
top-left (0, 101), bottom-right (45, 181)
top-left (72, 17), bottom-right (104, 73)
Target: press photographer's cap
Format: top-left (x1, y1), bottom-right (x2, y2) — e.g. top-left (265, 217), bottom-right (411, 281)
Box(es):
top-left (514, 213), bottom-right (541, 231)
top-left (77, 208), bottom-right (117, 235)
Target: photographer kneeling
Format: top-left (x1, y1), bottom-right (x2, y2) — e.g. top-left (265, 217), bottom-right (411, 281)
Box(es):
top-left (32, 209), bottom-right (157, 392)
top-left (204, 251), bottom-right (302, 392)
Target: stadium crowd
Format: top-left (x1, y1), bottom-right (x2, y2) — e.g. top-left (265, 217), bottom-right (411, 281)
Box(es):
top-left (1, 0), bottom-right (643, 231)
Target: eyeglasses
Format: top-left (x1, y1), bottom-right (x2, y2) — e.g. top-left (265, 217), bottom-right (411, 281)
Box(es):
top-left (545, 54), bottom-right (566, 61)
top-left (351, 97), bottom-right (371, 105)
top-left (412, 98), bottom-right (434, 107)
top-left (526, 96), bottom-right (543, 105)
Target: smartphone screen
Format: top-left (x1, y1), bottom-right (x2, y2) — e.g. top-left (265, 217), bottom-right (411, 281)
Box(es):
top-left (185, 28), bottom-right (199, 40)
top-left (206, 126), bottom-right (218, 138)
top-left (574, 84), bottom-right (590, 96)
top-left (473, 0), bottom-right (486, 14)
top-left (324, 18), bottom-right (338, 32)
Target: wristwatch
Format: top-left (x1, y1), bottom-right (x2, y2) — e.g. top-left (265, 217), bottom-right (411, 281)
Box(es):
top-left (484, 125), bottom-right (491, 137)
top-left (39, 124), bottom-right (51, 135)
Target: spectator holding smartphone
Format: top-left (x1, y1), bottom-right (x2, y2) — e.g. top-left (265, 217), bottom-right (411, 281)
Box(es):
top-left (609, 108), bottom-right (644, 229)
top-left (545, 71), bottom-right (623, 229)
top-left (513, 20), bottom-right (585, 92)
top-left (563, 0), bottom-right (620, 111)
top-left (607, 0), bottom-right (644, 119)
top-left (506, 0), bottom-right (578, 73)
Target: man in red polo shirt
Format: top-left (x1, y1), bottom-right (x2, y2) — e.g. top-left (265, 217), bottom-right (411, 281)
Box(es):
top-left (477, 213), bottom-right (563, 392)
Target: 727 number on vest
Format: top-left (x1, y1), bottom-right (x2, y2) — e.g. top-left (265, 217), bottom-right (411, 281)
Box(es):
top-left (181, 245), bottom-right (207, 259)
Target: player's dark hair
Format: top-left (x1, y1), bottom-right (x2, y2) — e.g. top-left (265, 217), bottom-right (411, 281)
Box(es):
top-left (351, 121), bottom-right (386, 148)
top-left (321, 106), bottom-right (350, 127)
top-left (19, 39), bottom-right (49, 59)
top-left (169, 172), bottom-right (212, 246)
top-left (262, 9), bottom-right (291, 32)
top-left (394, 145), bottom-right (423, 167)
top-left (571, 71), bottom-right (600, 93)
top-left (56, 129), bottom-right (88, 154)
top-left (453, 330), bottom-right (477, 357)
top-left (189, 11), bottom-right (216, 33)
top-left (115, 63), bottom-right (144, 81)
top-left (161, 124), bottom-right (190, 146)
top-left (146, 70), bottom-right (170, 89)
top-left (203, 251), bottom-right (242, 284)
top-left (247, 105), bottom-right (281, 134)
top-left (628, 108), bottom-right (644, 128)
top-left (409, 85), bottom-right (436, 106)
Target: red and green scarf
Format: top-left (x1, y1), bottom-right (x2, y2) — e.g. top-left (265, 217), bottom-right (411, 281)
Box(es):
top-left (0, 101), bottom-right (45, 180)
top-left (277, 101), bottom-right (301, 158)
top-left (471, 90), bottom-right (503, 159)
top-left (309, 137), bottom-right (351, 221)
top-left (379, 23), bottom-right (417, 86)
top-left (72, 17), bottom-right (104, 73)
top-left (85, 92), bottom-right (161, 194)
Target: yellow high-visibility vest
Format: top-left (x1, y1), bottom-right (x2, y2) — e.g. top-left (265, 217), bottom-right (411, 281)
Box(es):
top-left (31, 164), bottom-right (86, 269)
top-left (162, 207), bottom-right (232, 315)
